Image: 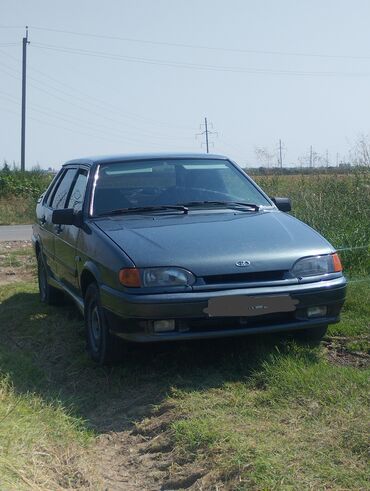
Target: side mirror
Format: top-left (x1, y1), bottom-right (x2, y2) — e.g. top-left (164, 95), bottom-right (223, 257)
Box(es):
top-left (52, 209), bottom-right (83, 227)
top-left (271, 197), bottom-right (292, 212)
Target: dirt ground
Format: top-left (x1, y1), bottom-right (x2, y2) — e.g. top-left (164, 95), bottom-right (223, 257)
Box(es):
top-left (93, 404), bottom-right (212, 491)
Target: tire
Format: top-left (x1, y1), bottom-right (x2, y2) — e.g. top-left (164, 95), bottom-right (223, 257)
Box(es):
top-left (84, 283), bottom-right (123, 365)
top-left (37, 253), bottom-right (64, 305)
top-left (292, 325), bottom-right (328, 345)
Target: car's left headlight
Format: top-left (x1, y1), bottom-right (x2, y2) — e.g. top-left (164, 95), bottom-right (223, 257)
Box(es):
top-left (119, 267), bottom-right (195, 287)
top-left (142, 267), bottom-right (195, 287)
top-left (291, 253), bottom-right (342, 278)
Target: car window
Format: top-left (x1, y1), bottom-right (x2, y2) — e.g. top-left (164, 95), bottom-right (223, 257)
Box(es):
top-left (93, 159), bottom-right (270, 215)
top-left (66, 170), bottom-right (88, 211)
top-left (50, 169), bottom-right (77, 209)
top-left (44, 169), bottom-right (63, 207)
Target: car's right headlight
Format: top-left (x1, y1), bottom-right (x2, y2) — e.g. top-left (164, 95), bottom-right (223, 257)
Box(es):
top-left (291, 253), bottom-right (342, 278)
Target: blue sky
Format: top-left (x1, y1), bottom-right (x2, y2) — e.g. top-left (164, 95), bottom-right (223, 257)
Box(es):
top-left (1, 0), bottom-right (370, 169)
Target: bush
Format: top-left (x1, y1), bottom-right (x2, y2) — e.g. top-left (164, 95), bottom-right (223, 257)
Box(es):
top-left (0, 169), bottom-right (53, 200)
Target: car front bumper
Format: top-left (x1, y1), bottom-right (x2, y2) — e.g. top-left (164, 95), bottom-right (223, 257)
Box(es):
top-left (100, 276), bottom-right (347, 342)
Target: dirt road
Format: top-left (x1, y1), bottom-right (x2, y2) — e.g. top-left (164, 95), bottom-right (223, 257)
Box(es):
top-left (0, 224), bottom-right (32, 241)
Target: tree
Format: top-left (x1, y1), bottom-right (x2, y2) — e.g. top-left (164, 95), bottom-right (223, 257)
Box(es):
top-left (350, 134), bottom-right (370, 166)
top-left (298, 148), bottom-right (325, 168)
top-left (254, 146), bottom-right (276, 168)
top-left (2, 160), bottom-right (10, 172)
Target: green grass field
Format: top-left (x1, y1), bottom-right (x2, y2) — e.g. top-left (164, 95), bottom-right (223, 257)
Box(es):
top-left (0, 244), bottom-right (368, 490)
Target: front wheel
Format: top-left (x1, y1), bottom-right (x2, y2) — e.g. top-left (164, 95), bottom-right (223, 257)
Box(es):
top-left (84, 283), bottom-right (123, 365)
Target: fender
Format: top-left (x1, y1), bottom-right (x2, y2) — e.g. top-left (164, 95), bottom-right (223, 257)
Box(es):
top-left (80, 260), bottom-right (102, 287)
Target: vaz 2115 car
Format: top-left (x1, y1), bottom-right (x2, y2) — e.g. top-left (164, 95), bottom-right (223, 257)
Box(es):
top-left (32, 154), bottom-right (346, 364)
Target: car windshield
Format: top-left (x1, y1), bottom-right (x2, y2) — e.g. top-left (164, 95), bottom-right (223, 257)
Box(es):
top-left (92, 158), bottom-right (270, 216)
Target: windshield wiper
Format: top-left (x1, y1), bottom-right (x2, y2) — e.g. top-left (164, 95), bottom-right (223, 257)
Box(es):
top-left (179, 201), bottom-right (260, 211)
top-left (97, 205), bottom-right (189, 217)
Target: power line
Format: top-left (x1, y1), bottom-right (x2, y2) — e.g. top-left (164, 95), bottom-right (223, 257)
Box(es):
top-left (30, 42), bottom-right (370, 78)
top-left (0, 49), bottom-right (194, 132)
top-left (0, 90), bottom-right (194, 148)
top-left (0, 60), bottom-right (195, 141)
top-left (0, 94), bottom-right (189, 149)
top-left (25, 25), bottom-right (370, 61)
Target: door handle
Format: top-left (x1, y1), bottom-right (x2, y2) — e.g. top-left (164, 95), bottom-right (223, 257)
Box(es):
top-left (56, 224), bottom-right (63, 234)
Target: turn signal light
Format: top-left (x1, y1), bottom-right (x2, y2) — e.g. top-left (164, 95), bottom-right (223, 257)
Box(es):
top-left (119, 268), bottom-right (141, 287)
top-left (332, 253), bottom-right (343, 273)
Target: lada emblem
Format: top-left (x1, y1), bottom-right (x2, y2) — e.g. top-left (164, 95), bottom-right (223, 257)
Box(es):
top-left (235, 260), bottom-right (251, 267)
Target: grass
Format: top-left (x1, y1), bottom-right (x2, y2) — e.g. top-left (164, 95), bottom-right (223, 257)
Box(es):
top-left (0, 243), bottom-right (368, 489)
top-left (0, 281), bottom-right (98, 490)
top-left (166, 279), bottom-right (369, 490)
top-left (0, 169), bottom-right (52, 225)
top-left (171, 350), bottom-right (369, 490)
top-left (0, 376), bottom-right (94, 490)
top-left (0, 195), bottom-right (36, 225)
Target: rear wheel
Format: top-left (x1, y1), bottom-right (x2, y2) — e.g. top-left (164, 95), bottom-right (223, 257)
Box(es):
top-left (37, 253), bottom-right (64, 305)
top-left (84, 283), bottom-right (123, 365)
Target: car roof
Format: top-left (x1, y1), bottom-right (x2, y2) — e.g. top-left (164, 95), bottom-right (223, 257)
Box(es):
top-left (63, 152), bottom-right (229, 167)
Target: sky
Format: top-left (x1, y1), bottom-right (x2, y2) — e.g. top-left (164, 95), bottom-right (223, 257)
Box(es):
top-left (1, 0), bottom-right (370, 170)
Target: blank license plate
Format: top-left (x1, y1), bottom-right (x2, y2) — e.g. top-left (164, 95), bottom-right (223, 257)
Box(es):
top-left (204, 294), bottom-right (299, 317)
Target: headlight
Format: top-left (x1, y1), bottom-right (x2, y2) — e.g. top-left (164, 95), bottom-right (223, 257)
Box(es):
top-left (291, 253), bottom-right (342, 278)
top-left (142, 267), bottom-right (195, 287)
top-left (119, 267), bottom-right (195, 287)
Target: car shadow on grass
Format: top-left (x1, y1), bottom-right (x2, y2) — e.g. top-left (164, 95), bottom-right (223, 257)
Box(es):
top-left (0, 290), bottom-right (320, 434)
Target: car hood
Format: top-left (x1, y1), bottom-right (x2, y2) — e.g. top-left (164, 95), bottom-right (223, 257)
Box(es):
top-left (94, 210), bottom-right (334, 276)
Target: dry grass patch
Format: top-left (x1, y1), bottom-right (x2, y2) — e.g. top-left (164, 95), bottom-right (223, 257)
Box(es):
top-left (0, 241), bottom-right (35, 285)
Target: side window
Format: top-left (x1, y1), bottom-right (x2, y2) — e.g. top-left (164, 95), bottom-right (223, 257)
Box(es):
top-left (50, 169), bottom-right (76, 209)
top-left (44, 169), bottom-right (63, 207)
top-left (66, 170), bottom-right (88, 211)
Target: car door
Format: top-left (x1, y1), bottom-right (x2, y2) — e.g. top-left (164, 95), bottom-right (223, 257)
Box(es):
top-left (36, 170), bottom-right (63, 276)
top-left (54, 167), bottom-right (89, 292)
top-left (48, 167), bottom-right (78, 281)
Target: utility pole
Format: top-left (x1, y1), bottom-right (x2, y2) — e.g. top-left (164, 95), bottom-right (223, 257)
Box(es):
top-left (204, 117), bottom-right (209, 153)
top-left (196, 117), bottom-right (217, 153)
top-left (309, 145), bottom-right (313, 168)
top-left (325, 149), bottom-right (329, 167)
top-left (21, 26), bottom-right (30, 171)
top-left (279, 139), bottom-right (283, 168)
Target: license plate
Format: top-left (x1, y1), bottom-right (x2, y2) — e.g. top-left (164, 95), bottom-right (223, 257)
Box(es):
top-left (204, 294), bottom-right (299, 317)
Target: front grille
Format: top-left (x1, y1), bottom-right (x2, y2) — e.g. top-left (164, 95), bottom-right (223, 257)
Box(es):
top-left (203, 270), bottom-right (287, 285)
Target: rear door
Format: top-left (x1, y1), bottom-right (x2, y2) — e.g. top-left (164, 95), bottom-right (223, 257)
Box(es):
top-left (54, 167), bottom-right (89, 291)
top-left (47, 167), bottom-right (78, 280)
top-left (36, 170), bottom-right (63, 275)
